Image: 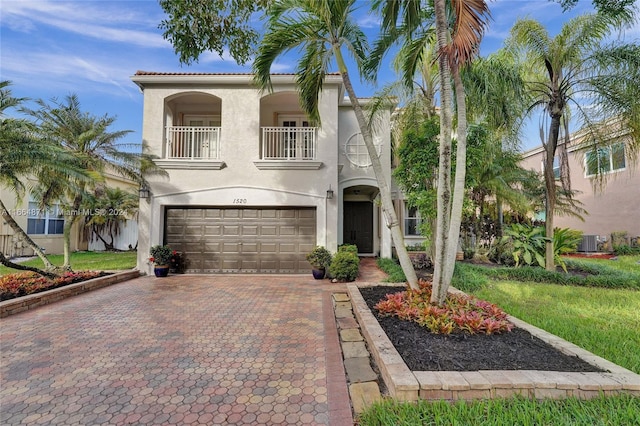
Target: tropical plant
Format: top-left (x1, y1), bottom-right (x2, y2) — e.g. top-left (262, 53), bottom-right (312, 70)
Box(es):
top-left (371, 0), bottom-right (491, 303)
top-left (22, 95), bottom-right (154, 270)
top-left (252, 0), bottom-right (419, 289)
top-left (83, 187), bottom-right (139, 251)
top-left (0, 81), bottom-right (88, 277)
top-left (506, 6), bottom-right (640, 271)
top-left (306, 246), bottom-right (332, 269)
top-left (502, 224), bottom-right (549, 268)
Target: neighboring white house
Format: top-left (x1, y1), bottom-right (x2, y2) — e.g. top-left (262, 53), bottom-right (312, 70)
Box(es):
top-left (0, 172), bottom-right (139, 257)
top-left (521, 120), bottom-right (639, 250)
top-left (131, 71), bottom-right (404, 274)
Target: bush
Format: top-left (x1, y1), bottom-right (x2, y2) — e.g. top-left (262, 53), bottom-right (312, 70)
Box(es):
top-left (329, 251), bottom-right (360, 281)
top-left (488, 238), bottom-right (516, 266)
top-left (0, 271), bottom-right (106, 301)
top-left (338, 244), bottom-right (358, 254)
top-left (613, 245), bottom-right (640, 256)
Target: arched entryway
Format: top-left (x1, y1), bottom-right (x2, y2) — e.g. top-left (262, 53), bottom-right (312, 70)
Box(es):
top-left (342, 185), bottom-right (379, 254)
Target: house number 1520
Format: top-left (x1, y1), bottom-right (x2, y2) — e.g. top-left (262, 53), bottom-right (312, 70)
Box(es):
top-left (233, 198), bottom-right (247, 204)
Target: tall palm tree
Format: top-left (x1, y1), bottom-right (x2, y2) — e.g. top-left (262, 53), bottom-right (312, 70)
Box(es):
top-left (508, 8), bottom-right (640, 271)
top-left (23, 95), bottom-right (145, 270)
top-left (0, 81), bottom-right (86, 276)
top-left (370, 0), bottom-right (490, 303)
top-left (253, 0), bottom-right (420, 289)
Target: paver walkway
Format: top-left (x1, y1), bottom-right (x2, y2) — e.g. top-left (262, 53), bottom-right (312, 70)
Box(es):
top-left (0, 275), bottom-right (353, 425)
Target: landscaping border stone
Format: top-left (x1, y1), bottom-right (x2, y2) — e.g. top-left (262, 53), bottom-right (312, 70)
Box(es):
top-left (347, 282), bottom-right (640, 401)
top-left (0, 270), bottom-right (141, 318)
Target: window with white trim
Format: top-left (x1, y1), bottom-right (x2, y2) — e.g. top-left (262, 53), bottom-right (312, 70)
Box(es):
top-left (27, 202), bottom-right (64, 235)
top-left (404, 205), bottom-right (422, 236)
top-left (585, 142), bottom-right (626, 176)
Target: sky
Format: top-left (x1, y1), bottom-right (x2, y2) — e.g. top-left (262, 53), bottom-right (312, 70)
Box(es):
top-left (1, 0), bottom-right (638, 152)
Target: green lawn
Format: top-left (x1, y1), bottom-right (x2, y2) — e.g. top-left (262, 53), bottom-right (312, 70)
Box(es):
top-left (0, 251), bottom-right (137, 276)
top-left (359, 395), bottom-right (640, 426)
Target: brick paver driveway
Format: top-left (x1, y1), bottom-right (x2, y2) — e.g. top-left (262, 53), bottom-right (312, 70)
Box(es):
top-left (0, 275), bottom-right (352, 425)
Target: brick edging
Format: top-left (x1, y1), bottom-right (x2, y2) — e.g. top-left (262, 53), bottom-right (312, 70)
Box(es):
top-left (0, 270), bottom-right (141, 318)
top-left (347, 283), bottom-right (640, 401)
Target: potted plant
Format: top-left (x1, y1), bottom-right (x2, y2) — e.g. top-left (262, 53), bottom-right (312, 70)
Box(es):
top-left (149, 244), bottom-right (173, 277)
top-left (306, 246), bottom-right (332, 279)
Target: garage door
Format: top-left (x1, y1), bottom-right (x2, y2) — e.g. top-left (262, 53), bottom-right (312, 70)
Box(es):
top-left (165, 207), bottom-right (316, 273)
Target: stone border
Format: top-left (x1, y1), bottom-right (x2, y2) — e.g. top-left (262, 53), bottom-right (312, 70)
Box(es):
top-left (0, 270), bottom-right (141, 318)
top-left (347, 283), bottom-right (640, 401)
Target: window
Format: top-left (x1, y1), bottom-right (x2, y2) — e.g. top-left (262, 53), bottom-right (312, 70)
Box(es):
top-left (541, 156), bottom-right (561, 180)
top-left (404, 205), bottom-right (422, 236)
top-left (27, 202), bottom-right (64, 235)
top-left (585, 142), bottom-right (626, 176)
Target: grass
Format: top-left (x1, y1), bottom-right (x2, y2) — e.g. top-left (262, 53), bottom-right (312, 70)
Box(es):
top-left (359, 394), bottom-right (640, 426)
top-left (0, 251), bottom-right (137, 276)
top-left (472, 280), bottom-right (640, 374)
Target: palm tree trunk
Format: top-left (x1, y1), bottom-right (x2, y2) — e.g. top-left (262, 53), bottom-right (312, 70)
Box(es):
top-left (0, 251), bottom-right (56, 278)
top-left (333, 46), bottom-right (419, 290)
top-left (0, 198), bottom-right (56, 271)
top-left (431, 0), bottom-right (455, 303)
top-left (62, 195), bottom-right (82, 270)
top-left (544, 115), bottom-right (561, 272)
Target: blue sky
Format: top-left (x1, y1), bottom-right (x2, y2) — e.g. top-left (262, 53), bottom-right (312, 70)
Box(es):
top-left (1, 0), bottom-right (637, 151)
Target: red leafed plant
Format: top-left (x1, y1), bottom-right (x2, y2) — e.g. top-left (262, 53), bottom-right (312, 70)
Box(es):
top-left (374, 280), bottom-right (513, 335)
top-left (0, 271), bottom-right (106, 301)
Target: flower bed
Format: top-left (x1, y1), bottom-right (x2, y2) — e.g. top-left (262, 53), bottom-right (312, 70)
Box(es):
top-left (0, 271), bottom-right (108, 302)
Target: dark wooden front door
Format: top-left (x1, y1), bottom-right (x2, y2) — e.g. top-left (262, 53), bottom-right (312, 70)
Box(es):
top-left (343, 201), bottom-right (373, 253)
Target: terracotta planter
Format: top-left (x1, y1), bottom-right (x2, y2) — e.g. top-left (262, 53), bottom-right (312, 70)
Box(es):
top-left (154, 265), bottom-right (170, 277)
top-left (311, 268), bottom-right (326, 280)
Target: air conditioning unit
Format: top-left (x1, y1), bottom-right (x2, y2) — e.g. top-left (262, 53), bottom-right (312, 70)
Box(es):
top-left (578, 235), bottom-right (598, 252)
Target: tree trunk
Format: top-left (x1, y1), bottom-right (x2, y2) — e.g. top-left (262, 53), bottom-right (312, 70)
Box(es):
top-left (0, 251), bottom-right (57, 279)
top-left (62, 196), bottom-right (82, 270)
top-left (0, 198), bottom-right (57, 271)
top-left (543, 114), bottom-right (561, 272)
top-left (333, 46), bottom-right (419, 290)
top-left (431, 0), bottom-right (455, 303)
top-left (93, 225), bottom-right (115, 251)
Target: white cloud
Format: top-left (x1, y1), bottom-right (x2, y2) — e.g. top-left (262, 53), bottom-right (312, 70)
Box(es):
top-left (1, 0), bottom-right (168, 49)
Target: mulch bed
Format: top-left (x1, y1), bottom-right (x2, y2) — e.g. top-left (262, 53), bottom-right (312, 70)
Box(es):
top-left (359, 285), bottom-right (603, 372)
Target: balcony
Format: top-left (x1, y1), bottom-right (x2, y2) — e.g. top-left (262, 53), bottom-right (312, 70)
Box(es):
top-left (154, 126), bottom-right (225, 170)
top-left (254, 127), bottom-right (322, 170)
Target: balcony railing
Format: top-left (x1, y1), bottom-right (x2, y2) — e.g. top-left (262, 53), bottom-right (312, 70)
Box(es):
top-left (261, 127), bottom-right (317, 160)
top-left (166, 126), bottom-right (221, 160)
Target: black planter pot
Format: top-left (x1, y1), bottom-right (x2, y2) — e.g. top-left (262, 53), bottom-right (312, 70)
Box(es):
top-left (311, 268), bottom-right (326, 279)
top-left (154, 265), bottom-right (170, 277)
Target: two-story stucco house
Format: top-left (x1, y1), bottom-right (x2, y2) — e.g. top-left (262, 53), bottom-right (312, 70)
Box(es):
top-left (520, 120), bottom-right (639, 250)
top-left (131, 72), bottom-right (397, 274)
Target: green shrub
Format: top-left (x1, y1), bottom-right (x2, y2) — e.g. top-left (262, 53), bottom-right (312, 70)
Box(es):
top-left (613, 245), bottom-right (640, 256)
top-left (329, 251), bottom-right (360, 281)
top-left (376, 258), bottom-right (407, 283)
top-left (488, 238), bottom-right (516, 266)
top-left (554, 228), bottom-right (583, 254)
top-left (611, 231), bottom-right (629, 249)
top-left (338, 244), bottom-right (358, 254)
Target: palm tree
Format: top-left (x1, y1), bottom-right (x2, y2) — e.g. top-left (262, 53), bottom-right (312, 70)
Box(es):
top-left (253, 0), bottom-right (420, 289)
top-left (370, 0), bottom-right (490, 303)
top-left (508, 8), bottom-right (640, 271)
top-left (0, 81), bottom-right (86, 276)
top-left (23, 95), bottom-right (145, 270)
top-left (83, 187), bottom-right (139, 251)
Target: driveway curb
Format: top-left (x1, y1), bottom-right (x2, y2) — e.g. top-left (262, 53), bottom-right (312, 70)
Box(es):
top-left (0, 270), bottom-right (141, 318)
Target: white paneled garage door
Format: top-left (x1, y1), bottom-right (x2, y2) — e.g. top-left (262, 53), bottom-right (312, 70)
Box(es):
top-left (164, 207), bottom-right (316, 273)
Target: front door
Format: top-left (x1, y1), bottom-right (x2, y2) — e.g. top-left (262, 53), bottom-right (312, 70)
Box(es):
top-left (343, 201), bottom-right (374, 253)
